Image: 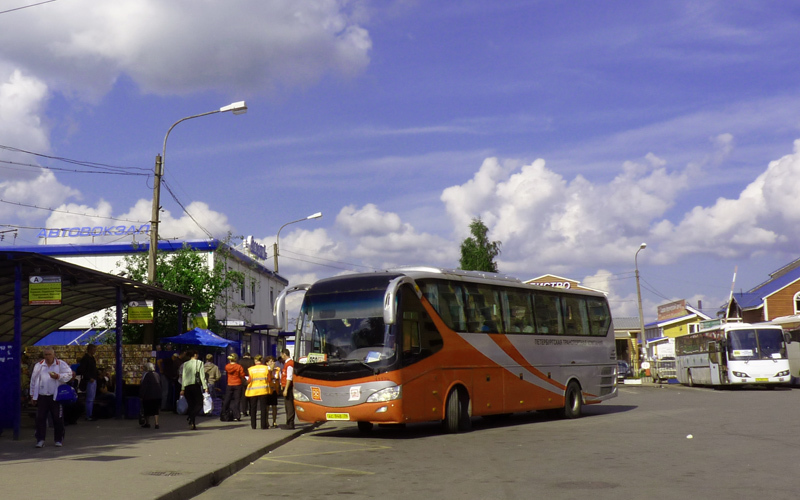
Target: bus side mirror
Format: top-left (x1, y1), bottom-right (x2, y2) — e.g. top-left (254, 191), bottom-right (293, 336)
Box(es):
top-left (384, 276), bottom-right (421, 325)
top-left (785, 333), bottom-right (792, 345)
top-left (274, 284), bottom-right (311, 331)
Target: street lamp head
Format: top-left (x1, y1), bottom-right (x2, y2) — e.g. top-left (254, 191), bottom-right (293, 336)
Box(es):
top-left (306, 212), bottom-right (323, 220)
top-left (639, 242), bottom-right (647, 250)
top-left (220, 101), bottom-right (247, 115)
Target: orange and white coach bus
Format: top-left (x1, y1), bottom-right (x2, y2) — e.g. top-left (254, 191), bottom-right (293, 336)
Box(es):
top-left (274, 267), bottom-right (618, 433)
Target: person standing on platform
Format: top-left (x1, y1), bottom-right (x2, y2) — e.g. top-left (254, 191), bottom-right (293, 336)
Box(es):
top-left (222, 353), bottom-right (246, 421)
top-left (180, 350), bottom-right (208, 430)
top-left (279, 349), bottom-right (295, 430)
top-left (77, 344), bottom-right (98, 421)
top-left (30, 347), bottom-right (73, 448)
top-left (139, 362), bottom-right (162, 429)
top-left (204, 354), bottom-right (221, 399)
top-left (265, 356), bottom-right (281, 428)
top-left (239, 351), bottom-right (254, 416)
top-left (244, 355), bottom-right (270, 430)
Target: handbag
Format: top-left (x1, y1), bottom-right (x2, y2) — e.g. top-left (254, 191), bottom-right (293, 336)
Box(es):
top-left (194, 359), bottom-right (202, 386)
top-left (55, 384), bottom-right (78, 403)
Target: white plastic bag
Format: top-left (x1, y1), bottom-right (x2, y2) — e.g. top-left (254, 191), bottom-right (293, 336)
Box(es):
top-left (202, 393), bottom-right (213, 415)
top-left (176, 395), bottom-right (188, 415)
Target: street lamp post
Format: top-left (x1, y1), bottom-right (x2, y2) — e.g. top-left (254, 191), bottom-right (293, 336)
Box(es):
top-left (147, 101), bottom-right (248, 285)
top-left (145, 101), bottom-right (247, 345)
top-left (635, 242), bottom-right (647, 374)
top-left (273, 212), bottom-right (323, 273)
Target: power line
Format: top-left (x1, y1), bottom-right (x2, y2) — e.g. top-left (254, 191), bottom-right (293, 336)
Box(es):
top-left (0, 158), bottom-right (149, 176)
top-left (0, 0), bottom-right (56, 15)
top-left (0, 198), bottom-right (148, 224)
top-left (0, 144), bottom-right (151, 174)
top-left (161, 179), bottom-right (214, 239)
top-left (281, 247), bottom-right (378, 270)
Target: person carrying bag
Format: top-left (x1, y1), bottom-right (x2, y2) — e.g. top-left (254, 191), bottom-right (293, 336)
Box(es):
top-left (180, 350), bottom-right (208, 430)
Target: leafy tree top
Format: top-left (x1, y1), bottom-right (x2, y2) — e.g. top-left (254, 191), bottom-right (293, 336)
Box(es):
top-left (459, 217), bottom-right (501, 273)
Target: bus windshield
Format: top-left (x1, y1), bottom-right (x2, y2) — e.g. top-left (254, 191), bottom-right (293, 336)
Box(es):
top-left (727, 329), bottom-right (786, 361)
top-left (296, 289), bottom-right (396, 364)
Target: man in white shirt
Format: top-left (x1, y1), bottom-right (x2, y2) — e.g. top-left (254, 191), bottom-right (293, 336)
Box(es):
top-left (30, 347), bottom-right (73, 448)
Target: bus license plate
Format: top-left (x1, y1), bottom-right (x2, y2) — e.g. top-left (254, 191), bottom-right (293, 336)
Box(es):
top-left (756, 378), bottom-right (768, 382)
top-left (326, 413), bottom-right (351, 421)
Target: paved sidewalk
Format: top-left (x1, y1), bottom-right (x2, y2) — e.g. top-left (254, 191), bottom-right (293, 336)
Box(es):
top-left (0, 410), bottom-right (312, 500)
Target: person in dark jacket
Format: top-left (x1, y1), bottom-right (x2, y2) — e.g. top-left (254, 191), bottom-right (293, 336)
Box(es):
top-left (239, 351), bottom-right (254, 416)
top-left (139, 362), bottom-right (162, 429)
top-left (77, 344), bottom-right (99, 421)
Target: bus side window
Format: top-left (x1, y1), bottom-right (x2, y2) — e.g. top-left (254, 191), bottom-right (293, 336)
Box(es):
top-left (533, 293), bottom-right (563, 335)
top-left (561, 297), bottom-right (590, 336)
top-left (587, 297), bottom-right (611, 336)
top-left (504, 289), bottom-right (535, 333)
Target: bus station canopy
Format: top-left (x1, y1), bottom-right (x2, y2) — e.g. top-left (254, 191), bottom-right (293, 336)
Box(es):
top-left (0, 251), bottom-right (191, 346)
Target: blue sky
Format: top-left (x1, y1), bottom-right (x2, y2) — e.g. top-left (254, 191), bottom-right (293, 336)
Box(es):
top-left (3, 1), bottom-right (800, 321)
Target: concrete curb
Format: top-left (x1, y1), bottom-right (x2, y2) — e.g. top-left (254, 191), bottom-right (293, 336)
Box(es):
top-left (156, 423), bottom-right (322, 500)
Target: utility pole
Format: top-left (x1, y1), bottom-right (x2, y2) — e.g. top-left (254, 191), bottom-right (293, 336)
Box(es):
top-left (144, 154), bottom-right (163, 345)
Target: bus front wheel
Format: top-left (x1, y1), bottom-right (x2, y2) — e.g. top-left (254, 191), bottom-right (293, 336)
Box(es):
top-left (444, 387), bottom-right (471, 433)
top-left (562, 381), bottom-right (583, 419)
top-left (357, 422), bottom-right (374, 433)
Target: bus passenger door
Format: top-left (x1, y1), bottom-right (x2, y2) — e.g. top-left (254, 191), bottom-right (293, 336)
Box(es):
top-left (708, 342), bottom-right (723, 385)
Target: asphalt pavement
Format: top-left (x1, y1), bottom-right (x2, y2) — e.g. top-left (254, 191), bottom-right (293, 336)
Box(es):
top-left (1, 379), bottom-right (662, 499)
top-left (0, 405), bottom-right (313, 500)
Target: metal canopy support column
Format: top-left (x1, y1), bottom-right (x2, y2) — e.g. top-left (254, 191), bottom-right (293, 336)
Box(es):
top-left (115, 286), bottom-right (124, 419)
top-left (13, 262), bottom-right (22, 441)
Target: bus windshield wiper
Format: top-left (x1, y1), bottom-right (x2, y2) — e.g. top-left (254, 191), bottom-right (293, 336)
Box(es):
top-left (327, 358), bottom-right (378, 373)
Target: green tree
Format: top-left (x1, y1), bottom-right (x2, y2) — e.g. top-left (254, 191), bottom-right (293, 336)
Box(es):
top-left (459, 217), bottom-right (501, 272)
top-left (116, 242), bottom-right (245, 344)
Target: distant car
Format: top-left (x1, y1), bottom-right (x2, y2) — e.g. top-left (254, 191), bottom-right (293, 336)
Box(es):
top-left (652, 356), bottom-right (676, 382)
top-left (617, 360), bottom-right (630, 381)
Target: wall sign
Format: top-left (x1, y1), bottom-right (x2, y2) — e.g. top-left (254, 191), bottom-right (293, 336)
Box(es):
top-left (29, 275), bottom-right (62, 305)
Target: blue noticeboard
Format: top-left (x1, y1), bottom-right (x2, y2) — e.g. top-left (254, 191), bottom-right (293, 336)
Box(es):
top-left (0, 343), bottom-right (18, 429)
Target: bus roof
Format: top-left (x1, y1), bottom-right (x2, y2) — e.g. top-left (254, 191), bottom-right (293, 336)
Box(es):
top-left (306, 267), bottom-right (607, 298)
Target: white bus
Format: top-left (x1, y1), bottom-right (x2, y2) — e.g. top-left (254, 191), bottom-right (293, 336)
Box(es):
top-left (675, 320), bottom-right (791, 387)
top-left (275, 267), bottom-right (618, 433)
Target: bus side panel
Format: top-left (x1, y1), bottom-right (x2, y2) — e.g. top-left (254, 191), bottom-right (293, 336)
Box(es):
top-left (400, 362), bottom-right (444, 422)
top-left (471, 366), bottom-right (505, 416)
top-left (502, 367), bottom-right (563, 412)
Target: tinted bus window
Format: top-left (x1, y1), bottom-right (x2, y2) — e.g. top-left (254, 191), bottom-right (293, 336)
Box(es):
top-left (533, 293), bottom-right (564, 335)
top-left (503, 289), bottom-right (535, 333)
top-left (586, 296), bottom-right (612, 337)
top-left (562, 296), bottom-right (590, 336)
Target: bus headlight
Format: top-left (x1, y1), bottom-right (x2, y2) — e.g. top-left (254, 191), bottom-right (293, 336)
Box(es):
top-left (366, 385), bottom-right (401, 403)
top-left (293, 389), bottom-right (310, 402)
top-left (732, 371), bottom-right (750, 378)
top-left (775, 370), bottom-right (791, 377)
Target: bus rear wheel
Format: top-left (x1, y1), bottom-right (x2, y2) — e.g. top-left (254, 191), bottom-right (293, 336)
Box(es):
top-left (444, 387), bottom-right (471, 433)
top-left (561, 381), bottom-right (583, 419)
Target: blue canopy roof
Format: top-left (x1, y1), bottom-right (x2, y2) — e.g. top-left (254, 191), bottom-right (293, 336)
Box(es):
top-left (161, 328), bottom-right (239, 348)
